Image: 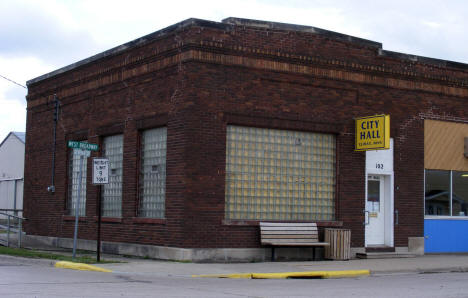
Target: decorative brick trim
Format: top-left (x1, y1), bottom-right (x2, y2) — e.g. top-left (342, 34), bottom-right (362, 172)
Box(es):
top-left (27, 44), bottom-right (468, 109)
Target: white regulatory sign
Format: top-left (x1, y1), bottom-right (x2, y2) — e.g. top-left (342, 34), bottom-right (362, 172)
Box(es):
top-left (93, 158), bottom-right (109, 184)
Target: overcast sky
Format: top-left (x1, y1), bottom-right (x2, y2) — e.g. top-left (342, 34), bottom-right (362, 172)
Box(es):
top-left (1, 0), bottom-right (467, 141)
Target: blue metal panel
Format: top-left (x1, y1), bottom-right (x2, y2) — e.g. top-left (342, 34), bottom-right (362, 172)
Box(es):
top-left (425, 219), bottom-right (468, 253)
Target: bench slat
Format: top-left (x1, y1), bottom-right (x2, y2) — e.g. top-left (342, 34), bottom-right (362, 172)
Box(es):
top-left (262, 238), bottom-right (322, 243)
top-left (260, 226), bottom-right (318, 231)
top-left (261, 230), bottom-right (318, 235)
top-left (260, 222), bottom-right (318, 227)
top-left (262, 241), bottom-right (330, 246)
top-left (260, 222), bottom-right (327, 244)
top-left (260, 222), bottom-right (328, 261)
top-left (262, 235), bottom-right (318, 239)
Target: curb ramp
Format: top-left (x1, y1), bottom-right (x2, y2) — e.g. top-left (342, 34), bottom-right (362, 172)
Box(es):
top-left (55, 261), bottom-right (112, 273)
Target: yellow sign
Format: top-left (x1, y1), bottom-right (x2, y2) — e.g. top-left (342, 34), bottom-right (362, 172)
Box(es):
top-left (355, 115), bottom-right (390, 151)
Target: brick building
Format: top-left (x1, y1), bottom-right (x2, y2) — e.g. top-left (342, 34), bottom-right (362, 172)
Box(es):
top-left (24, 18), bottom-right (468, 261)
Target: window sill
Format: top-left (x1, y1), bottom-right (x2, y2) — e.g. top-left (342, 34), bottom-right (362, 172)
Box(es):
top-left (222, 220), bottom-right (343, 227)
top-left (93, 217), bottom-right (122, 223)
top-left (425, 216), bottom-right (468, 221)
top-left (132, 217), bottom-right (166, 224)
top-left (63, 215), bottom-right (87, 222)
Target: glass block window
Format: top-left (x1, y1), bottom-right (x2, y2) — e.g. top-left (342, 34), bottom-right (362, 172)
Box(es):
top-left (225, 126), bottom-right (336, 221)
top-left (139, 127), bottom-right (167, 218)
top-left (68, 145), bottom-right (87, 216)
top-left (101, 135), bottom-right (123, 217)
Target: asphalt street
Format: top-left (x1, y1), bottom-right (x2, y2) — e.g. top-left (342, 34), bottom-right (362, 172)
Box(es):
top-left (2, 255), bottom-right (468, 298)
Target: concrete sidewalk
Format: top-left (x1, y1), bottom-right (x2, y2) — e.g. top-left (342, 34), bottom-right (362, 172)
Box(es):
top-left (2, 249), bottom-right (468, 278)
top-left (95, 254), bottom-right (468, 278)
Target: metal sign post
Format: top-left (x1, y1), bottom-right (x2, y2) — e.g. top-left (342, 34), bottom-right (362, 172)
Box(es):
top-left (68, 141), bottom-right (98, 260)
top-left (92, 158), bottom-right (109, 262)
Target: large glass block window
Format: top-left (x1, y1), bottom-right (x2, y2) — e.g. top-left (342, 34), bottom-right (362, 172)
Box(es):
top-left (68, 145), bottom-right (87, 216)
top-left (225, 126), bottom-right (336, 221)
top-left (425, 170), bottom-right (468, 216)
top-left (139, 127), bottom-right (167, 218)
top-left (101, 135), bottom-right (123, 217)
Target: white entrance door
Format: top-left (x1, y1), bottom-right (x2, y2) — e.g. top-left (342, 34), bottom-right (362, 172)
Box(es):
top-left (365, 175), bottom-right (385, 246)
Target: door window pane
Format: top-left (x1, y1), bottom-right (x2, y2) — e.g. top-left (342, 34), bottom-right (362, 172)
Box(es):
top-left (453, 171), bottom-right (468, 216)
top-left (367, 178), bottom-right (380, 212)
top-left (425, 170), bottom-right (450, 216)
top-left (367, 180), bottom-right (380, 202)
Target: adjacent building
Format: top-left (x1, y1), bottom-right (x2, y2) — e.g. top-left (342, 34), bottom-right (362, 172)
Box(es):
top-left (24, 18), bottom-right (468, 261)
top-left (0, 132), bottom-right (25, 218)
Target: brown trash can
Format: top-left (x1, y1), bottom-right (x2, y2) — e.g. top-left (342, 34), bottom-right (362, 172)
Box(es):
top-left (324, 228), bottom-right (351, 260)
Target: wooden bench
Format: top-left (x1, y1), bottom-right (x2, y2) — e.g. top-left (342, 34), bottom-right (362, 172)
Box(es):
top-left (260, 222), bottom-right (329, 261)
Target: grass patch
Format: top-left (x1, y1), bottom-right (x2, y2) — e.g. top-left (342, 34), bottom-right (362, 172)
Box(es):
top-left (0, 246), bottom-right (116, 264)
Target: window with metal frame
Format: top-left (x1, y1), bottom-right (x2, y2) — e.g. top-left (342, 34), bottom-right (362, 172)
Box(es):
top-left (225, 125), bottom-right (336, 221)
top-left (68, 145), bottom-right (87, 216)
top-left (101, 135), bottom-right (123, 217)
top-left (139, 127), bottom-right (167, 218)
top-left (425, 169), bottom-right (468, 216)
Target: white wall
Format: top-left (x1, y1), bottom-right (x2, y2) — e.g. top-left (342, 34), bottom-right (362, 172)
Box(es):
top-left (0, 133), bottom-right (25, 218)
top-left (0, 179), bottom-right (23, 218)
top-left (0, 134), bottom-right (25, 179)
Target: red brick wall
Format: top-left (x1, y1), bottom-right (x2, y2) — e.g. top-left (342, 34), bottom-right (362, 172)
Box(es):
top-left (24, 20), bottom-right (468, 249)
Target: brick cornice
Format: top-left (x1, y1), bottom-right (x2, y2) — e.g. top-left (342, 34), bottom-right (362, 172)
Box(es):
top-left (27, 42), bottom-right (468, 109)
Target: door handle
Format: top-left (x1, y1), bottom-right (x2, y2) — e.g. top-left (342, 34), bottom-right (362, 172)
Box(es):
top-left (395, 209), bottom-right (399, 225)
top-left (363, 210), bottom-right (370, 225)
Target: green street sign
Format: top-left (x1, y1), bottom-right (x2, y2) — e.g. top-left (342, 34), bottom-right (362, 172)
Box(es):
top-left (67, 140), bottom-right (99, 151)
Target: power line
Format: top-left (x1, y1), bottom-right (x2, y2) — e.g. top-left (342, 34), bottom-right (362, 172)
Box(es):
top-left (0, 74), bottom-right (26, 89)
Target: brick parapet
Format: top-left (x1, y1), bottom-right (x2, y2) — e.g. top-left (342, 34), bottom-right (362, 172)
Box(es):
top-left (27, 21), bottom-right (468, 109)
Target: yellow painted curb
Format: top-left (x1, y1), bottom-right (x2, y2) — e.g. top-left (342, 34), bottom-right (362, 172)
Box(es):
top-left (193, 273), bottom-right (253, 279)
top-left (321, 270), bottom-right (370, 279)
top-left (54, 261), bottom-right (112, 273)
top-left (193, 270), bottom-right (370, 279)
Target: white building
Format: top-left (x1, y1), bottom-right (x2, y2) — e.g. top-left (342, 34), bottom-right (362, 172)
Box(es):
top-left (0, 132), bottom-right (25, 217)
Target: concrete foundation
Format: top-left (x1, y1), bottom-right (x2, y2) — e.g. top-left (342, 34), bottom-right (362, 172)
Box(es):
top-left (20, 235), bottom-right (337, 262)
top-left (10, 234), bottom-right (422, 261)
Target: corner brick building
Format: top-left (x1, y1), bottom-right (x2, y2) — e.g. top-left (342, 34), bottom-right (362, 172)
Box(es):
top-left (24, 18), bottom-right (468, 261)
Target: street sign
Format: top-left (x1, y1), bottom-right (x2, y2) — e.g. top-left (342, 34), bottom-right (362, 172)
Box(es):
top-left (93, 158), bottom-right (109, 184)
top-left (67, 140), bottom-right (99, 151)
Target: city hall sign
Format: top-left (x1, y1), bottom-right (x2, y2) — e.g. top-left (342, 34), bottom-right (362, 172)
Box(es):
top-left (355, 115), bottom-right (390, 151)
